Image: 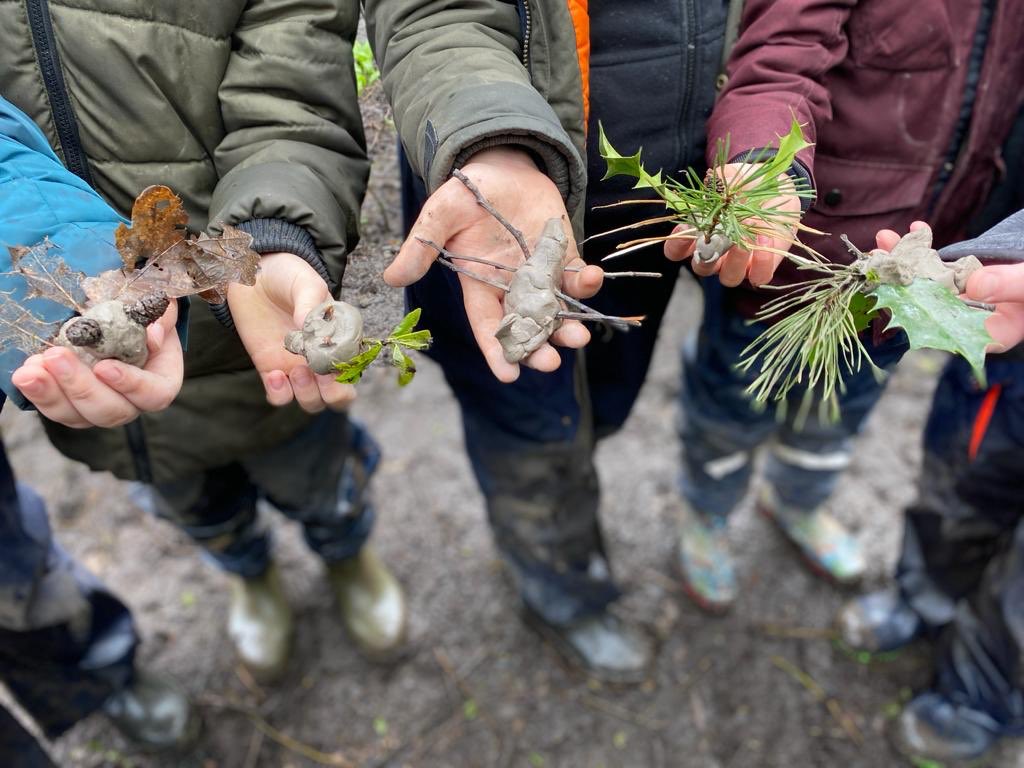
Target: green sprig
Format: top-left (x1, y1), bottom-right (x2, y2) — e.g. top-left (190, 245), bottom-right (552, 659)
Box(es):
top-left (333, 308), bottom-right (433, 386)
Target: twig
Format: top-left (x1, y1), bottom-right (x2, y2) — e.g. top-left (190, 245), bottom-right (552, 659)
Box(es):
top-left (557, 310), bottom-right (643, 327)
top-left (440, 251), bottom-right (517, 272)
top-left (565, 268), bottom-right (663, 279)
top-left (840, 234), bottom-right (868, 260)
top-left (199, 693), bottom-right (356, 767)
top-left (416, 237), bottom-right (512, 292)
top-left (962, 298), bottom-right (996, 312)
top-left (578, 692), bottom-right (667, 731)
top-left (452, 168), bottom-right (532, 260)
top-left (242, 724), bottom-right (265, 768)
top-left (770, 655), bottom-right (863, 744)
top-left (755, 623), bottom-right (838, 641)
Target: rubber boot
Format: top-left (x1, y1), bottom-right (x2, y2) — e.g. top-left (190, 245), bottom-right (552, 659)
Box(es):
top-left (757, 485), bottom-right (865, 585)
top-left (327, 546), bottom-right (407, 660)
top-left (676, 500), bottom-right (737, 613)
top-left (837, 588), bottom-right (923, 652)
top-left (524, 607), bottom-right (654, 684)
top-left (227, 563), bottom-right (293, 683)
top-left (892, 692), bottom-right (1001, 762)
top-left (102, 670), bottom-right (201, 753)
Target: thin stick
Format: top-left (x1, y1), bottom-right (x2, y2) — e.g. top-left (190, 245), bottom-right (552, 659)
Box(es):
top-left (438, 250), bottom-right (517, 271)
top-left (452, 168), bottom-right (531, 260)
top-left (582, 270), bottom-right (663, 279)
top-left (416, 237), bottom-right (512, 292)
top-left (962, 298), bottom-right (996, 312)
top-left (557, 310), bottom-right (643, 327)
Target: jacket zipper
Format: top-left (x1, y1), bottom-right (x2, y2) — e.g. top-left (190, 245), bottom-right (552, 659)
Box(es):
top-left (680, 0), bottom-right (698, 157)
top-left (25, 0), bottom-right (94, 186)
top-left (26, 0), bottom-right (153, 483)
top-left (520, 0), bottom-right (532, 69)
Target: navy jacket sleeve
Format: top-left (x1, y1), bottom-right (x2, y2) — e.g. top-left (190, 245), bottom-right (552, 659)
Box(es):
top-left (0, 96), bottom-right (127, 408)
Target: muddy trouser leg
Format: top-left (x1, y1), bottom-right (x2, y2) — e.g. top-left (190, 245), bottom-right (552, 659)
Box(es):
top-left (0, 439), bottom-right (138, 742)
top-left (905, 354), bottom-right (1024, 729)
top-left (766, 330), bottom-right (906, 512)
top-left (679, 279), bottom-right (906, 516)
top-left (678, 280), bottom-right (787, 516)
top-left (147, 411), bottom-right (377, 573)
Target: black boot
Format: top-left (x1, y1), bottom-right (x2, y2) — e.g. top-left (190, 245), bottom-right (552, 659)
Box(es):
top-left (102, 670), bottom-right (200, 753)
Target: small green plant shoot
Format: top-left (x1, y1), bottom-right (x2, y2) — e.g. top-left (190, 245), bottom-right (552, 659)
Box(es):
top-left (333, 308), bottom-right (432, 387)
top-left (353, 40), bottom-right (380, 97)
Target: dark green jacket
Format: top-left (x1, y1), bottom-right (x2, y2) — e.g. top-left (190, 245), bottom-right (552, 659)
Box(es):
top-left (1, 0), bottom-right (368, 482)
top-left (365, 0), bottom-right (589, 234)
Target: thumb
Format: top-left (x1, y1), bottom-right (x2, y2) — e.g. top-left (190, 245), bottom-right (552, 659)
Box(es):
top-left (290, 272), bottom-right (332, 328)
top-left (967, 264), bottom-right (1024, 305)
top-left (385, 179), bottom-right (465, 287)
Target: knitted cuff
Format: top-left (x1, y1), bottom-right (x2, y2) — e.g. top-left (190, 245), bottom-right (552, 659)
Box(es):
top-left (208, 218), bottom-right (331, 329)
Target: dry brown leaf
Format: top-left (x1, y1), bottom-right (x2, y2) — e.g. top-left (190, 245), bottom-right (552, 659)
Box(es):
top-left (7, 239), bottom-right (87, 311)
top-left (0, 292), bottom-right (62, 353)
top-left (114, 185), bottom-right (189, 269)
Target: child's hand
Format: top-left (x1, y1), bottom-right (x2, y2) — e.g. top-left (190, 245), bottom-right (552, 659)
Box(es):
top-left (385, 147), bottom-right (603, 383)
top-left (11, 300), bottom-right (183, 428)
top-left (965, 265), bottom-right (1024, 351)
top-left (664, 164), bottom-right (801, 287)
top-left (228, 251), bottom-right (356, 412)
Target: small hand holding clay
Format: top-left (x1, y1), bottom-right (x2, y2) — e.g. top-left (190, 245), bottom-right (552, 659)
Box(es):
top-left (664, 163), bottom-right (801, 287)
top-left (385, 147), bottom-right (603, 382)
top-left (11, 299), bottom-right (182, 428)
top-left (877, 221), bottom-right (1024, 351)
top-left (228, 251), bottom-right (355, 412)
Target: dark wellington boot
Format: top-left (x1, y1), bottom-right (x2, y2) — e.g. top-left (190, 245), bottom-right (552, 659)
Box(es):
top-left (525, 608), bottom-right (654, 685)
top-left (837, 587), bottom-right (923, 653)
top-left (891, 692), bottom-right (1001, 763)
top-left (102, 670), bottom-right (200, 753)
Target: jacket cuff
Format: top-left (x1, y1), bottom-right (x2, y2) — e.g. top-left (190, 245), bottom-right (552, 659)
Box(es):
top-left (418, 83), bottom-right (586, 218)
top-left (730, 149), bottom-right (816, 213)
top-left (209, 218), bottom-right (332, 329)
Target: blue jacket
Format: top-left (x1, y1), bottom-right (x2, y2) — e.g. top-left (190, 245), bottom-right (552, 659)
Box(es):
top-left (0, 96), bottom-right (126, 408)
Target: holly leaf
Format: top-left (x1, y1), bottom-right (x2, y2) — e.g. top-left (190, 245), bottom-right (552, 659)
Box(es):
top-left (848, 291), bottom-right (879, 333)
top-left (391, 343), bottom-right (417, 386)
top-left (597, 123), bottom-right (668, 194)
top-left (333, 341), bottom-right (383, 384)
top-left (869, 280), bottom-right (992, 384)
top-left (7, 239), bottom-right (87, 311)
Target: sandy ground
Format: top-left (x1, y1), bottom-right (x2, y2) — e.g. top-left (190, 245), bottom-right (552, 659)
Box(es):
top-left (3, 86), bottom-right (1023, 768)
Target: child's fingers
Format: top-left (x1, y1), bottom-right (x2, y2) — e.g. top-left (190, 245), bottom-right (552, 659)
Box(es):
top-left (11, 364), bottom-right (90, 428)
top-left (386, 178), bottom-right (466, 287)
top-left (717, 247), bottom-right (750, 287)
top-left (563, 259), bottom-right (603, 299)
top-left (460, 276), bottom-right (521, 383)
top-left (93, 359), bottom-right (178, 413)
top-left (262, 369), bottom-right (295, 407)
top-left (39, 347), bottom-right (139, 427)
top-left (664, 225), bottom-right (696, 262)
top-left (522, 343), bottom-right (562, 373)
top-left (315, 375), bottom-right (357, 411)
top-left (550, 319), bottom-right (590, 349)
top-left (288, 366), bottom-right (326, 414)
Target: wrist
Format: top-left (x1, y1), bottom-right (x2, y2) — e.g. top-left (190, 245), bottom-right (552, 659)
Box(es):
top-left (463, 146), bottom-right (540, 172)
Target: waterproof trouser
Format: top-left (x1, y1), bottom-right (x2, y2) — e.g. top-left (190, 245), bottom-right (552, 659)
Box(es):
top-left (678, 279), bottom-right (908, 518)
top-left (0, 402), bottom-right (137, 760)
top-left (895, 353), bottom-right (1024, 731)
top-left (144, 411), bottom-right (380, 578)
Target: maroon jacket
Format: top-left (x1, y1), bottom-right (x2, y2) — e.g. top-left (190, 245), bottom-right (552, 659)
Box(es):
top-left (708, 0), bottom-right (1024, 317)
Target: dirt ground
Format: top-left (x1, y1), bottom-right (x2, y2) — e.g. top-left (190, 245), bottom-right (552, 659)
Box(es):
top-left (3, 87), bottom-right (1023, 768)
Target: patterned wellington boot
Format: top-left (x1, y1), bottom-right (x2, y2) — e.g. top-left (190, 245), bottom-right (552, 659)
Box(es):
top-left (675, 501), bottom-right (737, 613)
top-left (757, 485), bottom-right (865, 585)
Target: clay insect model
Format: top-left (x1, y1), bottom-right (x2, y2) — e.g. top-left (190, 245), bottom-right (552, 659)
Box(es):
top-left (1, 186), bottom-right (260, 367)
top-left (415, 169), bottom-right (659, 364)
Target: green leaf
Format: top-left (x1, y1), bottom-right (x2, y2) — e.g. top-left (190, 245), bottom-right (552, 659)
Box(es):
top-left (391, 344), bottom-right (417, 386)
top-left (372, 717), bottom-right (389, 737)
top-left (353, 40), bottom-right (380, 97)
top-left (869, 280), bottom-right (991, 384)
top-left (597, 123), bottom-right (667, 193)
top-left (389, 307), bottom-right (421, 338)
top-left (848, 291), bottom-right (878, 333)
top-left (462, 699), bottom-right (478, 721)
top-left (333, 341), bottom-right (383, 384)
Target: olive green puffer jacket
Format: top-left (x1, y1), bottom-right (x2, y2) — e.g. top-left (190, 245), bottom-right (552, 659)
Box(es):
top-left (0, 0), bottom-right (368, 483)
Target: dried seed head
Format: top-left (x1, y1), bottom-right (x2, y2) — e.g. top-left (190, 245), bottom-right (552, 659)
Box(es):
top-left (64, 317), bottom-right (103, 347)
top-left (125, 292), bottom-right (171, 326)
top-left (704, 168), bottom-right (727, 196)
